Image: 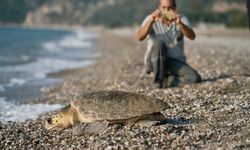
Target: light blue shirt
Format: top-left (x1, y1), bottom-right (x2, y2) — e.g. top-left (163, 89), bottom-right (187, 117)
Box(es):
top-left (141, 14), bottom-right (192, 64)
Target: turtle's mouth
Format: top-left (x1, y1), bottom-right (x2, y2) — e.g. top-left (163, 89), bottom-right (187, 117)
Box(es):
top-left (44, 119), bottom-right (65, 131)
top-left (44, 118), bottom-right (58, 130)
top-left (44, 119), bottom-right (55, 130)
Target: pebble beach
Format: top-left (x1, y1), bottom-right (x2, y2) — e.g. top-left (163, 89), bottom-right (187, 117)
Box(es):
top-left (0, 27), bottom-right (249, 149)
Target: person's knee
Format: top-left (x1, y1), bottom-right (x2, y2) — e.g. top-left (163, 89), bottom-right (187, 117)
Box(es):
top-left (179, 67), bottom-right (201, 84)
top-left (186, 71), bottom-right (201, 83)
top-left (195, 73), bottom-right (202, 83)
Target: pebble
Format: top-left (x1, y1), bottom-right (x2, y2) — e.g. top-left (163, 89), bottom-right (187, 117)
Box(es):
top-left (1, 29), bottom-right (250, 150)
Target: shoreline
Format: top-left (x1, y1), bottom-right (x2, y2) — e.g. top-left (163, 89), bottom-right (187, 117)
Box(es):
top-left (0, 26), bottom-right (101, 123)
top-left (1, 23), bottom-right (249, 36)
top-left (0, 26), bottom-right (249, 149)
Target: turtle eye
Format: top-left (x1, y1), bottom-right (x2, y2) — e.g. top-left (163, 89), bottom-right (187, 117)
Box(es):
top-left (47, 118), bottom-right (52, 124)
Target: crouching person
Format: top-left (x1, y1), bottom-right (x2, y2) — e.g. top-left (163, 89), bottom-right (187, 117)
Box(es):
top-left (137, 0), bottom-right (201, 88)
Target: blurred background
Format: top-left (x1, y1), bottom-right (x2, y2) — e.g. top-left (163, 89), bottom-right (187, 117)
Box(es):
top-left (0, 0), bottom-right (248, 122)
top-left (0, 0), bottom-right (248, 28)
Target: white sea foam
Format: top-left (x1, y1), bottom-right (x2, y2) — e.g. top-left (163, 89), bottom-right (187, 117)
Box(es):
top-left (1, 58), bottom-right (94, 86)
top-left (20, 55), bottom-right (30, 61)
top-left (0, 29), bottom-right (97, 90)
top-left (32, 58), bottom-right (94, 79)
top-left (0, 85), bottom-right (5, 92)
top-left (0, 97), bottom-right (63, 123)
top-left (0, 55), bottom-right (30, 63)
top-left (58, 34), bottom-right (92, 48)
top-left (7, 78), bottom-right (26, 87)
top-left (42, 42), bottom-right (62, 52)
top-left (73, 30), bottom-right (98, 41)
top-left (42, 30), bottom-right (96, 53)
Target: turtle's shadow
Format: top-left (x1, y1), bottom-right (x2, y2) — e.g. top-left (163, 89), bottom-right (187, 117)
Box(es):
top-left (201, 74), bottom-right (231, 82)
top-left (201, 73), bottom-right (250, 83)
top-left (157, 117), bottom-right (200, 126)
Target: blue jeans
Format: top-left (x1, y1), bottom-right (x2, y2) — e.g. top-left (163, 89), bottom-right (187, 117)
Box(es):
top-left (149, 40), bottom-right (201, 87)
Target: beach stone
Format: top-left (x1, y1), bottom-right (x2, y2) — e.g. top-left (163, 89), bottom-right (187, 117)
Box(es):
top-left (0, 28), bottom-right (250, 149)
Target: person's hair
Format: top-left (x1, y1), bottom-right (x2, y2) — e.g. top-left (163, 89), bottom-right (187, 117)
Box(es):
top-left (172, 0), bottom-right (176, 9)
top-left (160, 0), bottom-right (177, 9)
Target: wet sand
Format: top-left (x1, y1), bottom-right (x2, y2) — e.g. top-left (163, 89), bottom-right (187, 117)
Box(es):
top-left (0, 27), bottom-right (249, 149)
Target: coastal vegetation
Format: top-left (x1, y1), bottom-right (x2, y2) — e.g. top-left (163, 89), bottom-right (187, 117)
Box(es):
top-left (0, 0), bottom-right (247, 28)
top-left (0, 0), bottom-right (49, 23)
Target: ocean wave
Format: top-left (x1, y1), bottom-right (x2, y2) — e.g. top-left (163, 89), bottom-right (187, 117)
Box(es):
top-left (0, 58), bottom-right (94, 79)
top-left (0, 55), bottom-right (30, 65)
top-left (42, 42), bottom-right (62, 53)
top-left (7, 78), bottom-right (26, 87)
top-left (42, 30), bottom-right (97, 53)
top-left (0, 97), bottom-right (63, 123)
top-left (20, 55), bottom-right (30, 61)
top-left (0, 85), bottom-right (5, 92)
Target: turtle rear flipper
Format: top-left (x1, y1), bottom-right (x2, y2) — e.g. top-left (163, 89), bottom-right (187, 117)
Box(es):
top-left (136, 120), bottom-right (160, 127)
top-left (73, 121), bottom-right (109, 136)
top-left (135, 112), bottom-right (165, 127)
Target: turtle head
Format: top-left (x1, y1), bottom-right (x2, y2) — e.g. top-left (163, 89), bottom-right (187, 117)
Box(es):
top-left (45, 113), bottom-right (68, 131)
top-left (45, 105), bottom-right (72, 131)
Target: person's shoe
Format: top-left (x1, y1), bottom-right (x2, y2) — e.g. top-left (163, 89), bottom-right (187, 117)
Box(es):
top-left (155, 82), bottom-right (163, 88)
top-left (145, 64), bottom-right (153, 74)
top-left (146, 69), bottom-right (151, 74)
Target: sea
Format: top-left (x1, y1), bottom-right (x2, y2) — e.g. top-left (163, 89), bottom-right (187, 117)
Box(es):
top-left (0, 26), bottom-right (99, 123)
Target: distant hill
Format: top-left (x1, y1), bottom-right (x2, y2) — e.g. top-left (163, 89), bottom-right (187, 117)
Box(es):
top-left (0, 0), bottom-right (248, 28)
top-left (0, 0), bottom-right (50, 23)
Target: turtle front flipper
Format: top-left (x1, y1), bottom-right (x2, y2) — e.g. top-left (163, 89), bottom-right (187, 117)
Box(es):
top-left (72, 123), bottom-right (88, 136)
top-left (84, 120), bottom-right (109, 135)
top-left (131, 113), bottom-right (165, 128)
top-left (72, 121), bottom-right (109, 136)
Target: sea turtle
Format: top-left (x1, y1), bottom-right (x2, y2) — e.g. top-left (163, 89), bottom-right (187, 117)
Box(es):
top-left (45, 90), bottom-right (170, 134)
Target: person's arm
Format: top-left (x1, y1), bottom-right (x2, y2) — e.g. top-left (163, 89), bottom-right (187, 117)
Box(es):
top-left (174, 13), bottom-right (196, 40)
top-left (136, 18), bottom-right (154, 41)
top-left (177, 21), bottom-right (196, 40)
top-left (137, 9), bottom-right (161, 41)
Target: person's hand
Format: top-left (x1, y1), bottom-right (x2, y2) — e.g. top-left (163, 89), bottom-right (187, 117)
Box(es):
top-left (173, 11), bottom-right (181, 25)
top-left (160, 10), bottom-right (178, 26)
top-left (150, 9), bottom-right (161, 22)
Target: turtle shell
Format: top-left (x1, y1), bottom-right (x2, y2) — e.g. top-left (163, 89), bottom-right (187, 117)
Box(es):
top-left (71, 91), bottom-right (170, 122)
